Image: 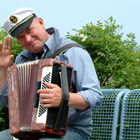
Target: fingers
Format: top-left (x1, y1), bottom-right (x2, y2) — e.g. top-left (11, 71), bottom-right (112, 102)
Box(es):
top-left (37, 83), bottom-right (58, 94)
top-left (3, 37), bottom-right (12, 51)
top-left (0, 36), bottom-right (12, 53)
top-left (37, 83), bottom-right (62, 108)
top-left (44, 82), bottom-right (57, 89)
top-left (40, 93), bottom-right (53, 99)
top-left (38, 88), bottom-right (52, 94)
top-left (0, 38), bottom-right (14, 68)
top-left (39, 91), bottom-right (54, 108)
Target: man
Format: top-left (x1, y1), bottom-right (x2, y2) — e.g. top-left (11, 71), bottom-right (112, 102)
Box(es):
top-left (0, 7), bottom-right (103, 140)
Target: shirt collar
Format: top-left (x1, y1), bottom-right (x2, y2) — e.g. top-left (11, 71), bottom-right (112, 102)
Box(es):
top-left (43, 28), bottom-right (61, 57)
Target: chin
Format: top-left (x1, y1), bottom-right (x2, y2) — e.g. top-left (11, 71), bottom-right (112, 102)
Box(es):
top-left (32, 45), bottom-right (43, 51)
top-left (32, 48), bottom-right (43, 54)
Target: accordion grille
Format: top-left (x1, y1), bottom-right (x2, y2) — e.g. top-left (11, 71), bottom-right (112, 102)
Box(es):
top-left (36, 66), bottom-right (52, 123)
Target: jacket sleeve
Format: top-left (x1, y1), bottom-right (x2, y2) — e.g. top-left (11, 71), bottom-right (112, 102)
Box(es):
top-left (59, 47), bottom-right (103, 109)
top-left (0, 84), bottom-right (8, 107)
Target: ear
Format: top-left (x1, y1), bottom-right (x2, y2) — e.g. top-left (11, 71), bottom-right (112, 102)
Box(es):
top-left (37, 17), bottom-right (45, 28)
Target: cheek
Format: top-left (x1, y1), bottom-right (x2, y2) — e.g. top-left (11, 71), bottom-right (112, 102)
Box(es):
top-left (34, 27), bottom-right (45, 38)
top-left (31, 31), bottom-right (41, 40)
top-left (33, 32), bottom-right (45, 44)
top-left (17, 39), bottom-right (25, 46)
top-left (18, 39), bottom-right (30, 49)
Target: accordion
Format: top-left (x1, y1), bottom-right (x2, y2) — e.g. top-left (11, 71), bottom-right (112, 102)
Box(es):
top-left (6, 58), bottom-right (73, 139)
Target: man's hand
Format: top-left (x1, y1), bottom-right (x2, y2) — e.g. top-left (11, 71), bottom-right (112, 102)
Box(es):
top-left (0, 37), bottom-right (14, 91)
top-left (37, 83), bottom-right (62, 108)
top-left (0, 37), bottom-right (14, 69)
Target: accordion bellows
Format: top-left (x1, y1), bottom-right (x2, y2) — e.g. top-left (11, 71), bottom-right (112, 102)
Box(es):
top-left (6, 58), bottom-right (72, 139)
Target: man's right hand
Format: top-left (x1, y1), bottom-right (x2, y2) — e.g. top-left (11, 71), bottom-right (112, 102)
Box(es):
top-left (0, 37), bottom-right (14, 69)
top-left (0, 37), bottom-right (14, 91)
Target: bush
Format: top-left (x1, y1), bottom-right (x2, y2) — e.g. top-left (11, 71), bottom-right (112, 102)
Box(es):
top-left (67, 17), bottom-right (140, 88)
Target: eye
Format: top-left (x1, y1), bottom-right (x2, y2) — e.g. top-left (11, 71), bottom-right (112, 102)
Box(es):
top-left (17, 35), bottom-right (24, 40)
top-left (28, 27), bottom-right (34, 34)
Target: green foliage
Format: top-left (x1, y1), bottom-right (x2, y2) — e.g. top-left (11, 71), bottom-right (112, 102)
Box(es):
top-left (67, 17), bottom-right (140, 89)
top-left (0, 108), bottom-right (9, 130)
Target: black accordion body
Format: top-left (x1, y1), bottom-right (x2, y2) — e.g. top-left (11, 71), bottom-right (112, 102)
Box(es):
top-left (6, 58), bottom-right (72, 139)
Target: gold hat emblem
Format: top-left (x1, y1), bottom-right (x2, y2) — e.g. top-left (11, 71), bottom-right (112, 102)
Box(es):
top-left (9, 15), bottom-right (18, 23)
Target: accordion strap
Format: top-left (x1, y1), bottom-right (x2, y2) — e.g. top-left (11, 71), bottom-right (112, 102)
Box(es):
top-left (60, 64), bottom-right (70, 100)
top-left (54, 64), bottom-right (70, 130)
top-left (49, 43), bottom-right (83, 58)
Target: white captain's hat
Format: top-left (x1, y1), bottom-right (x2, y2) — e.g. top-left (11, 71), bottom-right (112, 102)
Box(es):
top-left (3, 7), bottom-right (36, 37)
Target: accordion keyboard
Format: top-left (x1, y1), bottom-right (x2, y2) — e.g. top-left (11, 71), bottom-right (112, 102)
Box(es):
top-left (36, 66), bottom-right (53, 123)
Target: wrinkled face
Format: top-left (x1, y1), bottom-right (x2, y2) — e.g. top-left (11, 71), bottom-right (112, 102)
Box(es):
top-left (16, 17), bottom-right (49, 53)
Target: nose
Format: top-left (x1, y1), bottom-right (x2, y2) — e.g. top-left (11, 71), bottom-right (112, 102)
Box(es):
top-left (25, 34), bottom-right (32, 42)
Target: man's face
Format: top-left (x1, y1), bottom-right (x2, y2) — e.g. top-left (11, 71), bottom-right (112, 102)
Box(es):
top-left (16, 17), bottom-right (49, 53)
